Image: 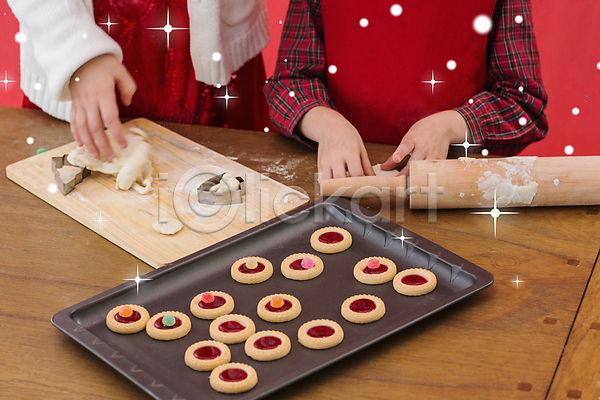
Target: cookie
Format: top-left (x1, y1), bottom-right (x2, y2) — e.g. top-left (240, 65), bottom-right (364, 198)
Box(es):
top-left (393, 268), bottom-right (437, 296)
top-left (231, 256), bottom-right (273, 284)
top-left (256, 294), bottom-right (301, 323)
top-left (244, 330), bottom-right (291, 361)
top-left (209, 314), bottom-right (256, 344)
top-left (209, 362), bottom-right (258, 394)
top-left (146, 311), bottom-right (191, 341)
top-left (190, 291), bottom-right (235, 319)
top-left (185, 340), bottom-right (231, 371)
top-left (106, 304), bottom-right (150, 334)
top-left (310, 227), bottom-right (352, 253)
top-left (280, 253), bottom-right (324, 281)
top-left (353, 256), bottom-right (397, 285)
top-left (297, 319), bottom-right (344, 350)
top-left (341, 294), bottom-right (386, 324)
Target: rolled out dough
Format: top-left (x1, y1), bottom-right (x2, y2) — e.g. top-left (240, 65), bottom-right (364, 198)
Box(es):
top-left (373, 164), bottom-right (400, 177)
top-left (153, 218), bottom-right (183, 235)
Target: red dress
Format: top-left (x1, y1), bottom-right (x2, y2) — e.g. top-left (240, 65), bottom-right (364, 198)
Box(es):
top-left (24, 0), bottom-right (271, 132)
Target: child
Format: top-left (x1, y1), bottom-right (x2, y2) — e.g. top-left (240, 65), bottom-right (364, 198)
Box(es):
top-left (265, 0), bottom-right (548, 179)
top-left (8, 0), bottom-right (271, 159)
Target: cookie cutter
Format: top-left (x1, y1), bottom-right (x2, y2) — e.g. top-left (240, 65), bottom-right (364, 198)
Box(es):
top-left (51, 154), bottom-right (91, 195)
top-left (197, 173), bottom-right (245, 205)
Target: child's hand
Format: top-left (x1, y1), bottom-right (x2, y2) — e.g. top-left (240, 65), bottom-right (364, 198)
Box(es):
top-left (380, 110), bottom-right (467, 174)
top-left (69, 54), bottom-right (137, 159)
top-left (298, 106), bottom-right (375, 179)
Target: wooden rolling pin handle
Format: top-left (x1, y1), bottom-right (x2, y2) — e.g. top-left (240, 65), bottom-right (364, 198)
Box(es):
top-left (320, 175), bottom-right (407, 198)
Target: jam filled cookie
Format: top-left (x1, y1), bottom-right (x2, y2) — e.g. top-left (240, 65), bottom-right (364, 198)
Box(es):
top-left (244, 330), bottom-right (291, 361)
top-left (209, 314), bottom-right (256, 344)
top-left (341, 294), bottom-right (386, 324)
top-left (257, 294), bottom-right (302, 323)
top-left (209, 362), bottom-right (258, 394)
top-left (146, 311), bottom-right (192, 340)
top-left (185, 340), bottom-right (231, 371)
top-left (231, 256), bottom-right (273, 284)
top-left (393, 268), bottom-right (437, 296)
top-left (310, 227), bottom-right (352, 254)
top-left (297, 319), bottom-right (344, 350)
top-left (106, 304), bottom-right (150, 334)
top-left (281, 253), bottom-right (324, 281)
top-left (190, 291), bottom-right (235, 319)
top-left (353, 257), bottom-right (397, 285)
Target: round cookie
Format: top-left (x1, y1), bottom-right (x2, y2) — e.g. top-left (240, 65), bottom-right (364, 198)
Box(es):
top-left (341, 294), bottom-right (386, 324)
top-left (244, 330), bottom-right (291, 361)
top-left (190, 291), bottom-right (235, 319)
top-left (209, 314), bottom-right (256, 344)
top-left (393, 268), bottom-right (437, 296)
top-left (310, 227), bottom-right (352, 254)
top-left (298, 319), bottom-right (344, 350)
top-left (231, 256), bottom-right (273, 284)
top-left (146, 311), bottom-right (191, 340)
top-left (353, 256), bottom-right (397, 285)
top-left (106, 304), bottom-right (150, 334)
top-left (210, 362), bottom-right (258, 394)
top-left (257, 294), bottom-right (301, 323)
top-left (185, 340), bottom-right (231, 371)
top-left (281, 253), bottom-right (324, 281)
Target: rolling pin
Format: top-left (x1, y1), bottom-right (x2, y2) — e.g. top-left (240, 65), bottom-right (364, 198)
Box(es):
top-left (320, 175), bottom-right (407, 198)
top-left (409, 156), bottom-right (600, 209)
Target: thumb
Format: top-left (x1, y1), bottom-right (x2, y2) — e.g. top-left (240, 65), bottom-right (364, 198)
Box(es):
top-left (115, 66), bottom-right (137, 106)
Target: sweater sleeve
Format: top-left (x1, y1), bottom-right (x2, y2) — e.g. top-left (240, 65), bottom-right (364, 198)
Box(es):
top-left (263, 0), bottom-right (334, 147)
top-left (7, 0), bottom-right (123, 102)
top-left (454, 0), bottom-right (549, 156)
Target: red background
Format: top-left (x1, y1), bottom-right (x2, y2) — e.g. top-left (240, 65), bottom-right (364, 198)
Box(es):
top-left (1, 0), bottom-right (598, 156)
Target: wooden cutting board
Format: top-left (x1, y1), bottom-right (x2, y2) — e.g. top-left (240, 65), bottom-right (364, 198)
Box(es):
top-left (6, 118), bottom-right (309, 268)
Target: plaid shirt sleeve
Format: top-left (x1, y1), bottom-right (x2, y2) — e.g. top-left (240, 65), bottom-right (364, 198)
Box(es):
top-left (263, 0), bottom-right (331, 147)
top-left (455, 0), bottom-right (549, 156)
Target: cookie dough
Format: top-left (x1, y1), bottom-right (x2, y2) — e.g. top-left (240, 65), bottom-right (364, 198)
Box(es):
top-left (209, 362), bottom-right (258, 394)
top-left (152, 218), bottom-right (183, 235)
top-left (341, 294), bottom-right (386, 324)
top-left (209, 314), bottom-right (256, 344)
top-left (310, 227), bottom-right (352, 254)
top-left (353, 257), bottom-right (397, 285)
top-left (257, 294), bottom-right (302, 323)
top-left (190, 291), bottom-right (235, 319)
top-left (106, 304), bottom-right (150, 334)
top-left (185, 340), bottom-right (231, 371)
top-left (244, 330), bottom-right (291, 361)
top-left (393, 268), bottom-right (437, 296)
top-left (231, 256), bottom-right (273, 284)
top-left (146, 311), bottom-right (191, 340)
top-left (373, 163), bottom-right (400, 177)
top-left (280, 253), bottom-right (324, 281)
top-left (297, 319), bottom-right (344, 350)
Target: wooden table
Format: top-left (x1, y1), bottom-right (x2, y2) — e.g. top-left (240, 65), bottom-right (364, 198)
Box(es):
top-left (1, 106), bottom-right (599, 400)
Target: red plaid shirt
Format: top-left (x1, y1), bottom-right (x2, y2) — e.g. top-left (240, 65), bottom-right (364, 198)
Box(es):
top-left (264, 0), bottom-right (548, 156)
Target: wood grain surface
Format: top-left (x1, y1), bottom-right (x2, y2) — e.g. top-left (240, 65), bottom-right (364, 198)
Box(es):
top-left (2, 106), bottom-right (600, 400)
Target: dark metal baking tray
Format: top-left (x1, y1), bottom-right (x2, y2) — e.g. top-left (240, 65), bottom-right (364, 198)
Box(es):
top-left (52, 198), bottom-right (494, 400)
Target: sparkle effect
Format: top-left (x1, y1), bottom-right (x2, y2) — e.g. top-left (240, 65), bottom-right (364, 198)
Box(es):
top-left (422, 70), bottom-right (444, 94)
top-left (392, 227), bottom-right (413, 247)
top-left (2, 72), bottom-right (16, 91)
top-left (471, 191), bottom-right (519, 237)
top-left (512, 275), bottom-right (523, 288)
top-left (148, 8), bottom-right (188, 48)
top-left (215, 86), bottom-right (239, 109)
top-left (123, 265), bottom-right (152, 295)
top-left (99, 15), bottom-right (118, 34)
top-left (93, 212), bottom-right (108, 229)
top-left (451, 129), bottom-right (481, 158)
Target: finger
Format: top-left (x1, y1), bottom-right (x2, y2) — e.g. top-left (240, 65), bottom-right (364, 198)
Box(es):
top-left (115, 66), bottom-right (137, 106)
top-left (392, 139), bottom-right (414, 164)
top-left (346, 159), bottom-right (365, 178)
top-left (87, 105), bottom-right (115, 160)
top-left (70, 108), bottom-right (83, 147)
top-left (331, 163), bottom-right (348, 179)
top-left (75, 110), bottom-right (100, 158)
top-left (99, 96), bottom-right (127, 150)
top-left (360, 148), bottom-right (375, 176)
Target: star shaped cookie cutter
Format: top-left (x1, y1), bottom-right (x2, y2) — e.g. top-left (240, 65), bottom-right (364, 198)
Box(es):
top-left (51, 154), bottom-right (91, 195)
top-left (197, 173), bottom-right (245, 205)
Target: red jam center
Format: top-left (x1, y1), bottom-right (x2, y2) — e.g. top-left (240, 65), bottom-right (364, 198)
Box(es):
top-left (154, 316), bottom-right (182, 330)
top-left (290, 259), bottom-right (305, 271)
top-left (265, 299), bottom-right (293, 312)
top-left (193, 346), bottom-right (222, 360)
top-left (349, 298), bottom-right (377, 313)
top-left (253, 336), bottom-right (282, 350)
top-left (363, 264), bottom-right (389, 275)
top-left (199, 295), bottom-right (226, 309)
top-left (218, 320), bottom-right (246, 333)
top-left (401, 274), bottom-right (429, 286)
top-left (307, 325), bottom-right (335, 338)
top-left (318, 231), bottom-right (344, 244)
top-left (114, 310), bottom-right (142, 324)
top-left (239, 262), bottom-right (266, 274)
top-left (219, 368), bottom-right (248, 383)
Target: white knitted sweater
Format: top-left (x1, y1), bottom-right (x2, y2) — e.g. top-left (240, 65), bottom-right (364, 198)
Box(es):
top-left (7, 0), bottom-right (269, 122)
